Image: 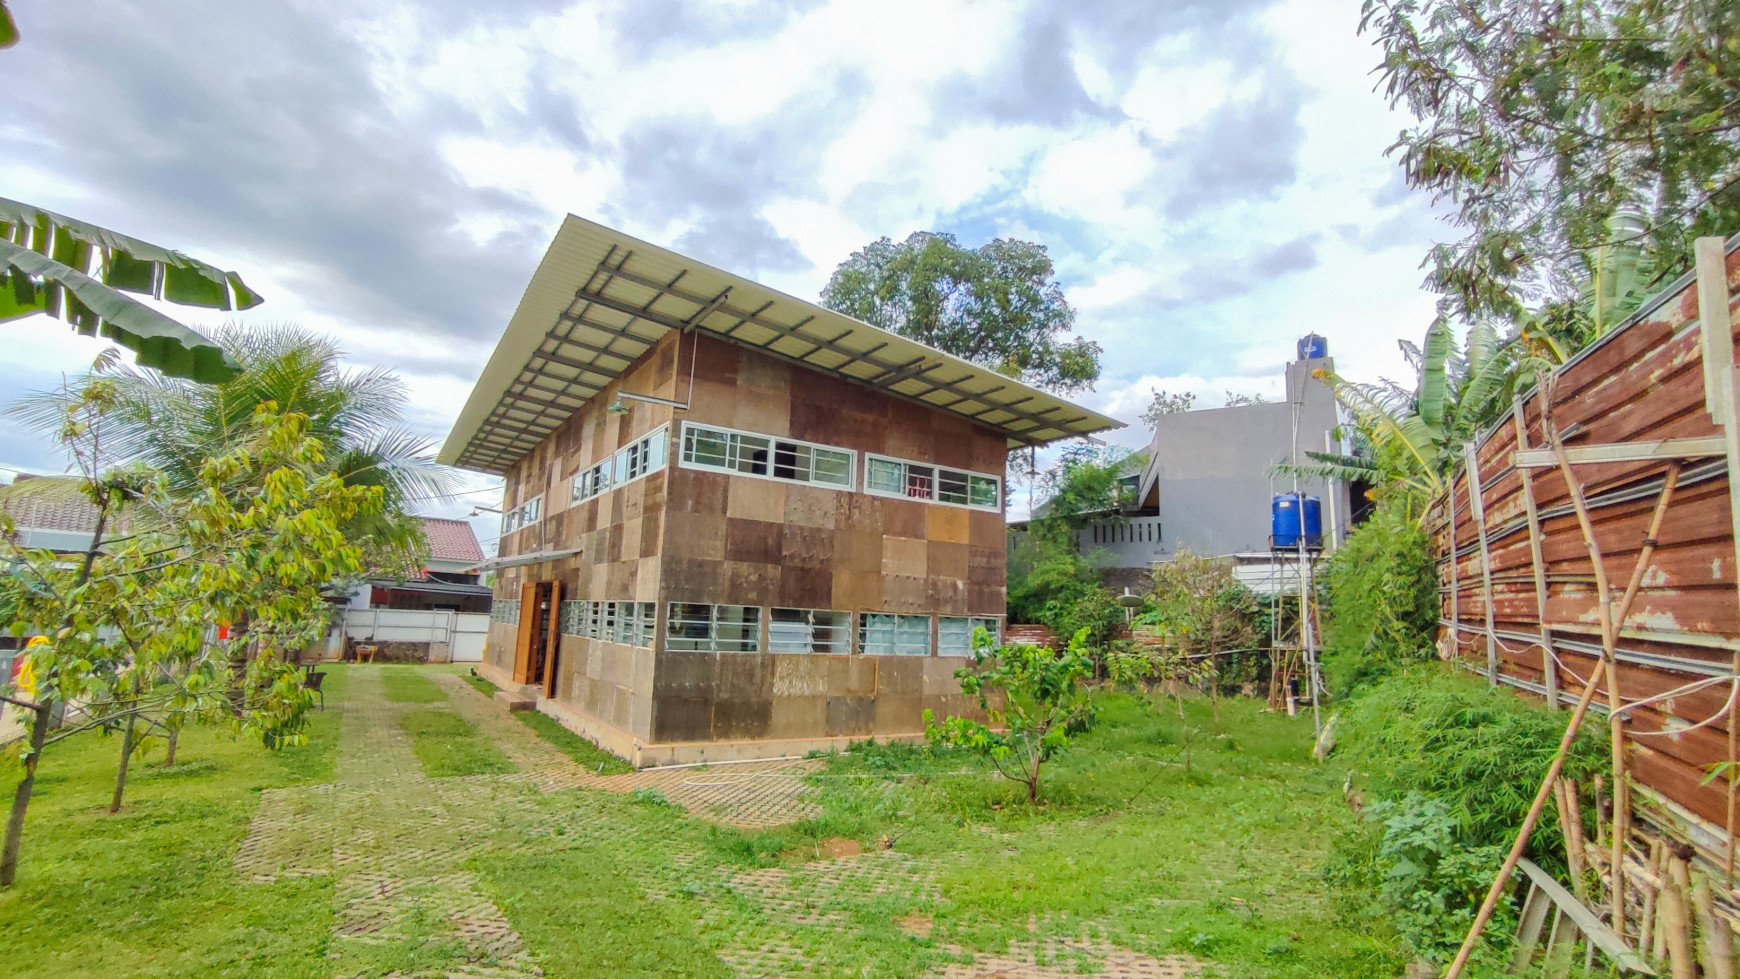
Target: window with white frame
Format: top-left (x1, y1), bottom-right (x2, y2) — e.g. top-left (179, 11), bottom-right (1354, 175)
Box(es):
top-left (767, 608), bottom-right (852, 654)
top-left (571, 426), bottom-right (669, 505)
top-left (666, 603), bottom-right (761, 652)
top-left (560, 601), bottom-right (584, 636)
top-left (937, 616), bottom-right (1001, 657)
top-left (864, 455), bottom-right (999, 511)
top-left (679, 422), bottom-right (853, 488)
top-left (636, 601), bottom-right (657, 647)
top-left (859, 613), bottom-right (932, 656)
top-left (500, 495), bottom-right (543, 533)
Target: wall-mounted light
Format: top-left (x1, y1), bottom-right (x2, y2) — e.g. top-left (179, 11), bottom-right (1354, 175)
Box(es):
top-left (608, 390), bottom-right (691, 414)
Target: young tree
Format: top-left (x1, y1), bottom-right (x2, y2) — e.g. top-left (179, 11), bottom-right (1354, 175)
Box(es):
top-left (1143, 550), bottom-right (1261, 722)
top-left (0, 391), bottom-right (382, 885)
top-left (820, 232), bottom-right (1102, 394)
top-left (924, 629), bottom-right (1097, 803)
top-left (1106, 642), bottom-right (1215, 774)
top-left (1362, 0), bottom-right (1740, 327)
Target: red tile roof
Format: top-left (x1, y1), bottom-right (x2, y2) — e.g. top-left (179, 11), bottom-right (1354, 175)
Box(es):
top-left (420, 516), bottom-right (484, 564)
top-left (0, 477), bottom-right (103, 534)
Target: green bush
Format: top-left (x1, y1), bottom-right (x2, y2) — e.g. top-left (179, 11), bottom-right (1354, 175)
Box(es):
top-left (1329, 666), bottom-right (1604, 965)
top-left (1319, 496), bottom-right (1437, 698)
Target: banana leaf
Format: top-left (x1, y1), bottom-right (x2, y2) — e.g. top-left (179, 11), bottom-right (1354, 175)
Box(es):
top-left (0, 1), bottom-right (16, 49)
top-left (1, 239), bottom-right (239, 383)
top-left (0, 197), bottom-right (262, 310)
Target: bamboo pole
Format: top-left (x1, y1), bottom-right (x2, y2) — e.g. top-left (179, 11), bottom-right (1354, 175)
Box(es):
top-left (1665, 849), bottom-right (1696, 979)
top-left (1514, 397), bottom-right (1561, 709)
top-left (1441, 390), bottom-right (1683, 978)
top-left (1463, 442), bottom-right (1500, 685)
top-left (1694, 875), bottom-right (1735, 979)
top-left (1730, 649), bottom-right (1739, 889)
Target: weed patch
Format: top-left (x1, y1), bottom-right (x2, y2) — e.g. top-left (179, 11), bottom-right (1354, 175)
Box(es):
top-left (461, 672), bottom-right (499, 698)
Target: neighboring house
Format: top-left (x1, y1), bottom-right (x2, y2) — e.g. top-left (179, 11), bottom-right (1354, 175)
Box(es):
top-left (1059, 337), bottom-right (1358, 595)
top-left (439, 215), bottom-right (1119, 767)
top-left (0, 474), bottom-right (112, 555)
top-left (347, 516), bottom-right (492, 613)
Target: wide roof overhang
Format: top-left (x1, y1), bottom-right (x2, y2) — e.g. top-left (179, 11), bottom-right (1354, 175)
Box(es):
top-left (439, 215), bottom-right (1122, 474)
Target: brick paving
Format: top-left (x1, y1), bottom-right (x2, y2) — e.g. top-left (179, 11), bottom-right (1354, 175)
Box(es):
top-left (232, 667), bottom-right (1210, 979)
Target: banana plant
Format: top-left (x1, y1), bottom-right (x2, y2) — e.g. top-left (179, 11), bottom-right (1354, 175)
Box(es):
top-left (1, 198), bottom-right (254, 383)
top-left (1291, 319), bottom-right (1520, 505)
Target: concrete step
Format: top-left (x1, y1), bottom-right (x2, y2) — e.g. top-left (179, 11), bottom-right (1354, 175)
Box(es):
top-left (493, 690), bottom-right (536, 712)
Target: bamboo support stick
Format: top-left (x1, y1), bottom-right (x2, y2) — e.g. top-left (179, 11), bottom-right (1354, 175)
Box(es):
top-left (1441, 386), bottom-right (1683, 978)
top-left (1565, 778), bottom-right (1588, 892)
top-left (1514, 396), bottom-right (1562, 708)
top-left (1695, 876), bottom-right (1736, 979)
top-left (1730, 650), bottom-right (1738, 889)
top-left (1665, 850), bottom-right (1697, 979)
top-left (1463, 442), bottom-right (1500, 684)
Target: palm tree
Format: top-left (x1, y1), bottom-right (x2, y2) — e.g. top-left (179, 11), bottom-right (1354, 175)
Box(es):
top-left (10, 325), bottom-right (456, 568)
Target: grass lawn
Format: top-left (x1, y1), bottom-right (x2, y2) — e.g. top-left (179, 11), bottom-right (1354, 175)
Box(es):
top-left (514, 709), bottom-right (632, 775)
top-left (717, 691), bottom-right (1408, 978)
top-left (398, 709), bottom-right (517, 777)
top-left (0, 664), bottom-right (1407, 978)
top-left (379, 666), bottom-right (447, 702)
top-left (0, 666), bottom-right (350, 978)
top-left (461, 672), bottom-right (499, 698)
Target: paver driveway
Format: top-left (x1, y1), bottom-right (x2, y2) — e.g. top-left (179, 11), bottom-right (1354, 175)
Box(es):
top-left (233, 668), bottom-right (1209, 978)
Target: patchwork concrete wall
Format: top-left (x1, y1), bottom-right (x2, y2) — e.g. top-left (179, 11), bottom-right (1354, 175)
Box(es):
top-left (483, 332), bottom-right (1003, 762)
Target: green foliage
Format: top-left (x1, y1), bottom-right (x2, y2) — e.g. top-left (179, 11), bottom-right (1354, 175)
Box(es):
top-left (461, 673), bottom-right (499, 698)
top-left (10, 325), bottom-right (453, 575)
top-left (1140, 388), bottom-right (1196, 428)
top-left (1007, 446), bottom-right (1135, 646)
top-left (1363, 0), bottom-right (1740, 325)
top-left (819, 231), bottom-right (1101, 393)
top-left (924, 629), bottom-right (1096, 802)
top-left (0, 197), bottom-right (254, 383)
top-left (1297, 319), bottom-right (1522, 501)
top-left (1330, 667), bottom-right (1604, 964)
top-left (397, 709), bottom-right (516, 778)
top-left (1319, 497), bottom-right (1438, 698)
top-left (515, 709), bottom-right (632, 775)
top-left (380, 668), bottom-right (448, 703)
top-left (1139, 549), bottom-right (1264, 692)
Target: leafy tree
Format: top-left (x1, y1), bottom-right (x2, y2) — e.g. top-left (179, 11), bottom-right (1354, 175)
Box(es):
top-left (1140, 549), bottom-right (1262, 721)
top-left (820, 232), bottom-right (1101, 393)
top-left (12, 325), bottom-right (449, 570)
top-left (1008, 446), bottom-right (1136, 647)
top-left (1223, 391), bottom-right (1267, 407)
top-left (1140, 389), bottom-right (1196, 429)
top-left (924, 628), bottom-right (1097, 803)
top-left (0, 390), bottom-right (381, 886)
top-left (1362, 0), bottom-right (1740, 325)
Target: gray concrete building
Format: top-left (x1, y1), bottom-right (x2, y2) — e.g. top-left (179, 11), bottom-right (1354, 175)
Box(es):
top-left (1079, 339), bottom-right (1355, 592)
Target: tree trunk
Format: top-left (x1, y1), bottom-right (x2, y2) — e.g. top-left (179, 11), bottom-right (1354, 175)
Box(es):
top-left (1, 705), bottom-right (50, 887)
top-left (162, 727), bottom-right (178, 768)
top-left (110, 714), bottom-right (136, 814)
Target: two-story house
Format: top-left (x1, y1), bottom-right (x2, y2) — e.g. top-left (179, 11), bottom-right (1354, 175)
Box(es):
top-left (439, 216), bottom-right (1119, 767)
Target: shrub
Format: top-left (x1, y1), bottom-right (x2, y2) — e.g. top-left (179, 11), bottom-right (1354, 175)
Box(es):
top-left (1329, 666), bottom-right (1604, 965)
top-left (1319, 496), bottom-right (1437, 698)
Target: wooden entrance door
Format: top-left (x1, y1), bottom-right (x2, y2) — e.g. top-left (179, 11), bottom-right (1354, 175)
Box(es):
top-left (512, 580), bottom-right (565, 693)
top-left (511, 581), bottom-right (539, 684)
top-left (539, 581), bottom-right (563, 697)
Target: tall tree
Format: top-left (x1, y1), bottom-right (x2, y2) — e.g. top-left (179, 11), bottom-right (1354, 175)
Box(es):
top-left (1363, 0), bottom-right (1740, 325)
top-left (11, 326), bottom-right (451, 570)
top-left (820, 232), bottom-right (1102, 394)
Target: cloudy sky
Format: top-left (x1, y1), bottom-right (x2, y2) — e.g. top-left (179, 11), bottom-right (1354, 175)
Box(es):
top-left (0, 0), bottom-right (1445, 543)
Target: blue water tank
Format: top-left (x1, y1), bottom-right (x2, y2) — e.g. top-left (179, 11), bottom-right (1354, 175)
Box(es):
top-left (1272, 494), bottom-right (1302, 548)
top-left (1297, 333), bottom-right (1328, 361)
top-left (1272, 493), bottom-right (1324, 548)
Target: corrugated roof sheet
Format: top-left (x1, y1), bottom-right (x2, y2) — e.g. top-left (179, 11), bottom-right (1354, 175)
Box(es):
top-left (439, 215), bottom-right (1122, 473)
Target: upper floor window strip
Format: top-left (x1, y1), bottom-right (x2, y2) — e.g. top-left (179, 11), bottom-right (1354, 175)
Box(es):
top-left (571, 425), bottom-right (669, 505)
top-left (863, 454), bottom-right (1000, 511)
top-left (677, 422), bottom-right (854, 489)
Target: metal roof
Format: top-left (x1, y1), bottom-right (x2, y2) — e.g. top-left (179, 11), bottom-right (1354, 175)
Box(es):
top-left (439, 215), bottom-right (1122, 473)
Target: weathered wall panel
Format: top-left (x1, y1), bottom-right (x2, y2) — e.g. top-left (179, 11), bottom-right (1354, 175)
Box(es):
top-left (1436, 237), bottom-right (1740, 833)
